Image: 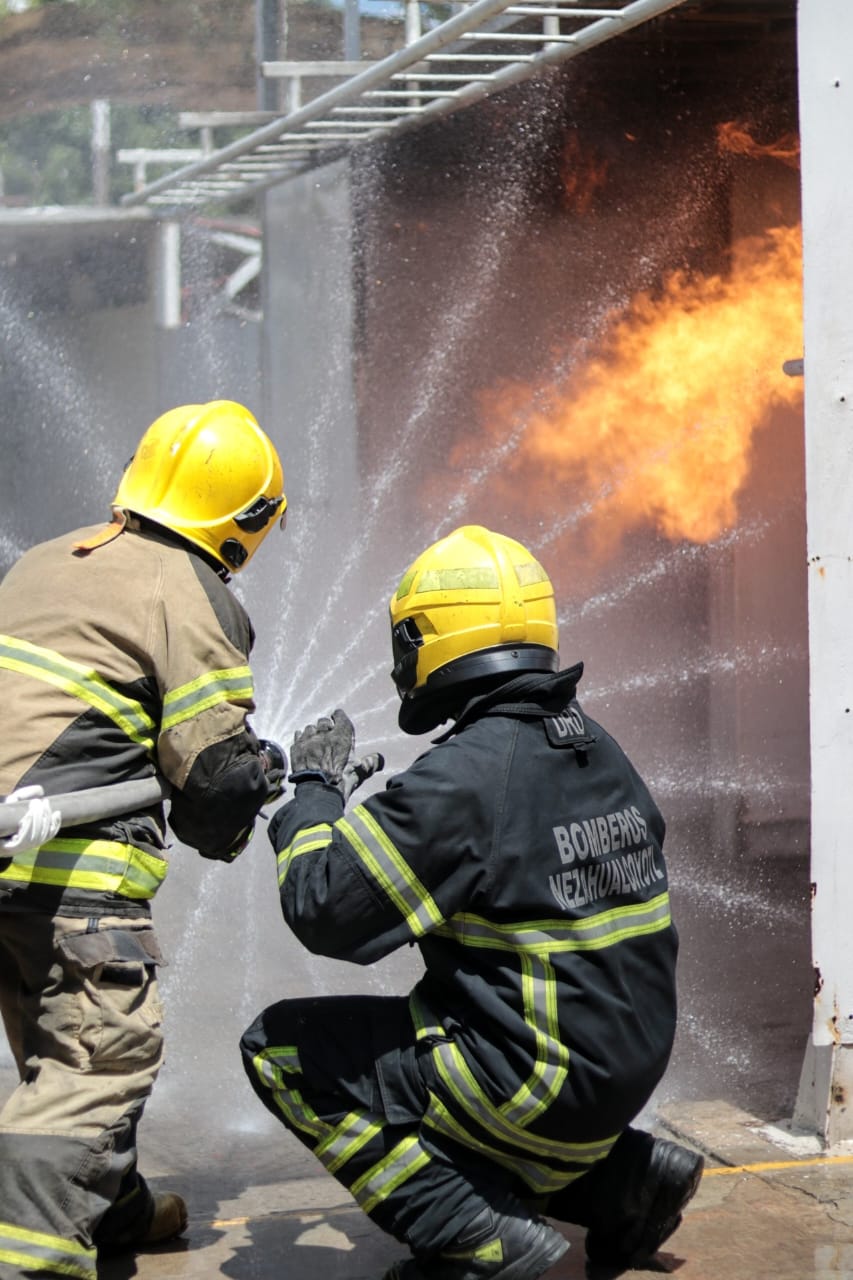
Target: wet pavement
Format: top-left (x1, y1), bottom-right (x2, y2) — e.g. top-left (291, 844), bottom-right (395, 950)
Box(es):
top-left (91, 1099), bottom-right (853, 1280)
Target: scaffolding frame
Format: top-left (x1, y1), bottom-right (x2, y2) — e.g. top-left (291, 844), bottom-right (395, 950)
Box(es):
top-left (121, 0), bottom-right (688, 213)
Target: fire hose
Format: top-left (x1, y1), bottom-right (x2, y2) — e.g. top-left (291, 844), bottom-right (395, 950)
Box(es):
top-left (0, 776), bottom-right (171, 840)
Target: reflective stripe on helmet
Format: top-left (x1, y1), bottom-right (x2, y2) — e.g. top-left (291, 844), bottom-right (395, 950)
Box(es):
top-left (415, 566), bottom-right (501, 593)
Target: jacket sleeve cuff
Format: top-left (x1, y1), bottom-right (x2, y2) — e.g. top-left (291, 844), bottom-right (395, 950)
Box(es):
top-left (267, 779), bottom-right (343, 851)
top-left (288, 769), bottom-right (332, 785)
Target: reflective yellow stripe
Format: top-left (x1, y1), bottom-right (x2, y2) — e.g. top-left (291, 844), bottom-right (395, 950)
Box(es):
top-left (422, 1092), bottom-right (606, 1195)
top-left (409, 991), bottom-right (444, 1041)
top-left (351, 1134), bottom-right (432, 1215)
top-left (0, 1219), bottom-right (96, 1278)
top-left (161, 666), bottom-right (253, 730)
top-left (277, 823), bottom-right (333, 886)
top-left (410, 963), bottom-right (614, 1196)
top-left (433, 1040), bottom-right (567, 1160)
top-left (0, 1250), bottom-right (94, 1279)
top-left (433, 1048), bottom-right (618, 1169)
top-left (249, 1046), bottom-right (424, 1208)
top-left (250, 1046), bottom-right (327, 1141)
top-left (501, 953), bottom-right (568, 1129)
top-left (431, 1037), bottom-right (620, 1181)
top-left (339, 806), bottom-right (444, 936)
top-left (413, 960), bottom-right (570, 1130)
top-left (316, 1110), bottom-right (384, 1175)
top-left (433, 893), bottom-right (672, 953)
top-left (0, 634), bottom-right (155, 750)
top-left (251, 1046), bottom-right (386, 1175)
top-left (0, 839), bottom-right (167, 900)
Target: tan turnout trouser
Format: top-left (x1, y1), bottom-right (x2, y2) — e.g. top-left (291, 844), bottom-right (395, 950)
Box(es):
top-left (0, 911), bottom-right (165, 1279)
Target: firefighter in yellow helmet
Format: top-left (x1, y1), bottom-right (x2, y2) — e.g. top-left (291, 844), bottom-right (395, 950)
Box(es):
top-left (241, 525), bottom-right (702, 1280)
top-left (0, 401), bottom-right (288, 1277)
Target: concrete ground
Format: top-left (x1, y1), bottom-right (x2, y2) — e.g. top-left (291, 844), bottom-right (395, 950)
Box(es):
top-left (95, 1099), bottom-right (853, 1280)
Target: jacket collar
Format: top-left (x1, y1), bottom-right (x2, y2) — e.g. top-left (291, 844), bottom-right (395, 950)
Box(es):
top-left (432, 662), bottom-right (585, 743)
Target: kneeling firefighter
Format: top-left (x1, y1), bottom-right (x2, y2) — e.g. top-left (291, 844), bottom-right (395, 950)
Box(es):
top-left (0, 401), bottom-right (288, 1279)
top-left (241, 524), bottom-right (703, 1280)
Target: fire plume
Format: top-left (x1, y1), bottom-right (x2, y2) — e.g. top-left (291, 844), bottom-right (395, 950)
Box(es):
top-left (716, 121), bottom-right (801, 169)
top-left (461, 223), bottom-right (802, 548)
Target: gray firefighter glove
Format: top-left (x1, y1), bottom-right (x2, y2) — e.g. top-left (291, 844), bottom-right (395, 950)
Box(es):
top-left (339, 752), bottom-right (385, 804)
top-left (289, 708), bottom-right (384, 804)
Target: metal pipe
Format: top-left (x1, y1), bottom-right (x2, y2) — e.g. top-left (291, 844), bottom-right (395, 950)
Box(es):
top-left (91, 99), bottom-right (111, 206)
top-left (508, 4), bottom-right (623, 11)
top-left (155, 219), bottom-right (182, 329)
top-left (0, 777), bottom-right (170, 840)
top-left (256, 0), bottom-right (283, 111)
top-left (344, 0), bottom-right (361, 61)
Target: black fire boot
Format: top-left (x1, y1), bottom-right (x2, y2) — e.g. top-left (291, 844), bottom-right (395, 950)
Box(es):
top-left (584, 1136), bottom-right (704, 1275)
top-left (383, 1195), bottom-right (569, 1280)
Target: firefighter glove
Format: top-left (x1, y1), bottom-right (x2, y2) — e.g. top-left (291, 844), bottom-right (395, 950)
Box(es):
top-left (289, 708), bottom-right (355, 784)
top-left (258, 738), bottom-right (288, 804)
top-left (340, 752), bottom-right (385, 804)
top-left (290, 709), bottom-right (385, 804)
top-left (1, 785), bottom-right (62, 854)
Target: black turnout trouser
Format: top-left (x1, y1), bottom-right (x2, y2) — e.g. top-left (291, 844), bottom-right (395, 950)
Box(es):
top-left (240, 994), bottom-right (529, 1256)
top-left (240, 993), bottom-right (655, 1259)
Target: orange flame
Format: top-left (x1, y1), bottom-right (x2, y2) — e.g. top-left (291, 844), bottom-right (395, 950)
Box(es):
top-left (560, 130), bottom-right (609, 215)
top-left (456, 223), bottom-right (803, 547)
top-left (716, 121), bottom-right (801, 170)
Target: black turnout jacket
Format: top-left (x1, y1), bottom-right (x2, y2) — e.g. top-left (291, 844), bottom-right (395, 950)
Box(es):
top-left (269, 666), bottom-right (678, 1194)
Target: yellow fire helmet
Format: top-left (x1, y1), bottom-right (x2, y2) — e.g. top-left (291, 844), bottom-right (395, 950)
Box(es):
top-left (390, 524), bottom-right (559, 734)
top-left (112, 400), bottom-right (286, 573)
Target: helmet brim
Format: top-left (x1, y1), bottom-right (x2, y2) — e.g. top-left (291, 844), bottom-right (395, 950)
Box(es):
top-left (396, 643), bottom-right (559, 735)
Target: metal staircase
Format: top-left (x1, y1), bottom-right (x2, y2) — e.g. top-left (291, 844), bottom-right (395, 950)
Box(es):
top-left (121, 0), bottom-right (687, 214)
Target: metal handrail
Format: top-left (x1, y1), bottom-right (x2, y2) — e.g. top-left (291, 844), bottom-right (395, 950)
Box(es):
top-left (121, 0), bottom-right (688, 213)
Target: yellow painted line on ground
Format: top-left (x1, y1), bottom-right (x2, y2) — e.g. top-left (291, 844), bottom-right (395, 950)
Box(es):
top-left (704, 1153), bottom-right (853, 1176)
top-left (211, 1204), bottom-right (350, 1228)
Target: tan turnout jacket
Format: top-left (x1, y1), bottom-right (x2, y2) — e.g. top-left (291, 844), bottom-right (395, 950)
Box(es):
top-left (0, 521), bottom-right (270, 915)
